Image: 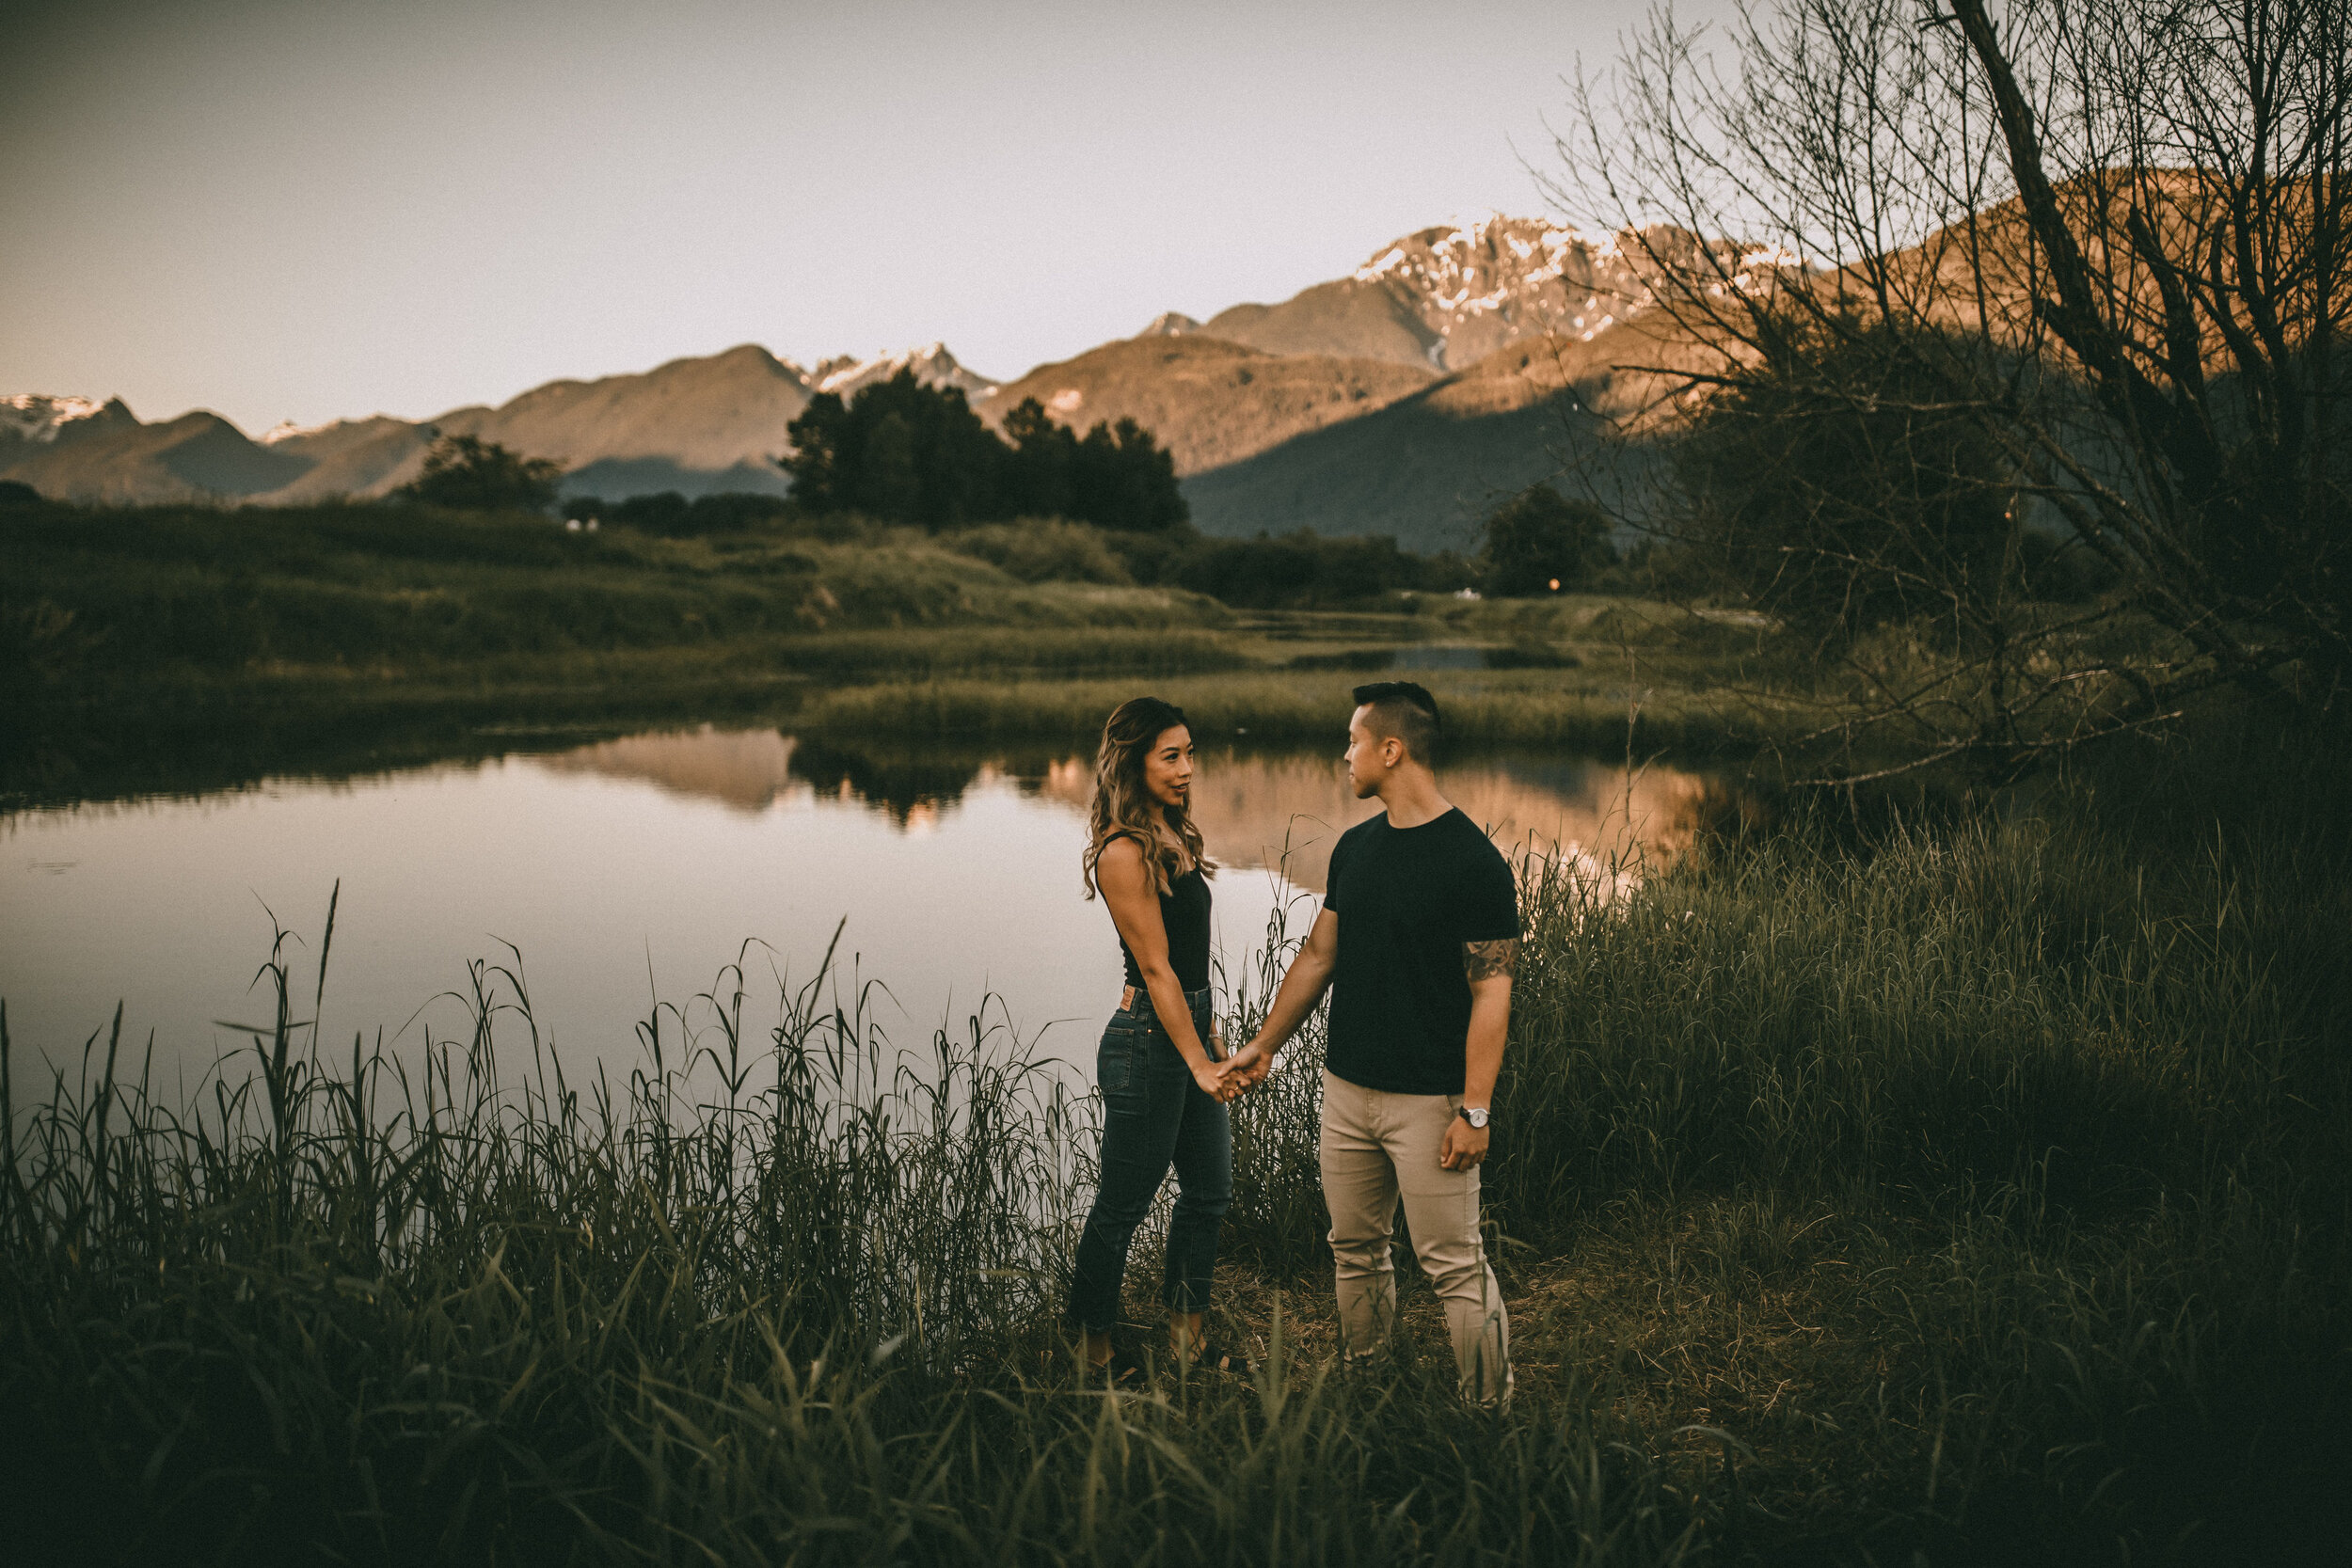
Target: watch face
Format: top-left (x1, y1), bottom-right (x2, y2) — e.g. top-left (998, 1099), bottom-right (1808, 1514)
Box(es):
top-left (1463, 1107), bottom-right (1488, 1128)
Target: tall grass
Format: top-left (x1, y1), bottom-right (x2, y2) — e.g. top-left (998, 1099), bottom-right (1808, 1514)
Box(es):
top-left (795, 671), bottom-right (1776, 754)
top-left (0, 911), bottom-right (1705, 1566)
top-left (5, 737), bottom-right (2348, 1562)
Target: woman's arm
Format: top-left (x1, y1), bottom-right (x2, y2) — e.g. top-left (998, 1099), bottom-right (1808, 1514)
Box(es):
top-left (1098, 836), bottom-right (1231, 1099)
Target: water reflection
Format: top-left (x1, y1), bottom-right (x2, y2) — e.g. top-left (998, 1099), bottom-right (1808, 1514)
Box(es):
top-left (3, 725), bottom-right (1753, 1096)
top-left (531, 725), bottom-right (1745, 891)
top-left (535, 727), bottom-right (803, 812)
top-left (1183, 752), bottom-right (1739, 893)
top-left (786, 738), bottom-right (1012, 830)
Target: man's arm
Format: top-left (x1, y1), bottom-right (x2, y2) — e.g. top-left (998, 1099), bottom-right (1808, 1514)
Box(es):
top-left (1440, 939), bottom-right (1516, 1169)
top-left (1228, 907), bottom-right (1339, 1087)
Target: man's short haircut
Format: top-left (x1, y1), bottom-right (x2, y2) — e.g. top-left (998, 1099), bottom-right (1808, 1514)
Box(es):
top-left (1351, 680), bottom-right (1441, 764)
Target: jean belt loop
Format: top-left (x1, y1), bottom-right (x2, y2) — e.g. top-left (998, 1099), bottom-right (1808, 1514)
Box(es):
top-left (1118, 983), bottom-right (1214, 1020)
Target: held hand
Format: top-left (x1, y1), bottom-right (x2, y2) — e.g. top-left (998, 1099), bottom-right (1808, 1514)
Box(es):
top-left (1192, 1056), bottom-right (1239, 1102)
top-left (1220, 1039), bottom-right (1273, 1092)
top-left (1438, 1116), bottom-right (1490, 1171)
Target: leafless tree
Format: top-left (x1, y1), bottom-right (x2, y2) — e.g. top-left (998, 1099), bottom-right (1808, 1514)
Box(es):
top-left (1549, 0), bottom-right (2351, 776)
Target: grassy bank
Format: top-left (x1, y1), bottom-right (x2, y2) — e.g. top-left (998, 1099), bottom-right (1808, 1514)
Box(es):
top-left (4, 497), bottom-right (2122, 797)
top-left (0, 499), bottom-right (1229, 684)
top-left (3, 494), bottom-right (1814, 809)
top-left (5, 733), bottom-right (2344, 1564)
top-left (795, 665), bottom-right (1778, 756)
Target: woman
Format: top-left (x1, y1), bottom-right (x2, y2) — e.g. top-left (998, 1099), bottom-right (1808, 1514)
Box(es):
top-left (1068, 696), bottom-right (1248, 1382)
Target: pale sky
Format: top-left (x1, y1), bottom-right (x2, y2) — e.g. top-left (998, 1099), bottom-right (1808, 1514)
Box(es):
top-left (1, 0), bottom-right (1734, 434)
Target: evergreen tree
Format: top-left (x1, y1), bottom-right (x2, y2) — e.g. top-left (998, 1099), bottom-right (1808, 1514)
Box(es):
top-left (861, 412), bottom-right (921, 523)
top-left (781, 370), bottom-right (1007, 529)
top-left (782, 373), bottom-right (1184, 531)
top-left (1000, 398), bottom-right (1077, 518)
top-left (1066, 417), bottom-right (1186, 531)
top-left (781, 393), bottom-right (853, 513)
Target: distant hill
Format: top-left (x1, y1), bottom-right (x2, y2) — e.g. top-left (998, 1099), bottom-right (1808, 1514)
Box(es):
top-left (423, 342), bottom-right (818, 499)
top-left (0, 342), bottom-right (1024, 507)
top-left (0, 405), bottom-right (307, 505)
top-left (977, 337), bottom-right (1437, 476)
top-left (1179, 312), bottom-right (1715, 551)
top-left (257, 417), bottom-right (438, 502)
top-left (0, 345), bottom-right (822, 505)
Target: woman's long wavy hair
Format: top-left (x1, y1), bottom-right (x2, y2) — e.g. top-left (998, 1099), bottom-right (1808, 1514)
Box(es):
top-left (1082, 696), bottom-right (1215, 899)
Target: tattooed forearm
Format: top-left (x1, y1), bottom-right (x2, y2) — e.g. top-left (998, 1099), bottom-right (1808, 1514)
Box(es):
top-left (1462, 938), bottom-right (1518, 982)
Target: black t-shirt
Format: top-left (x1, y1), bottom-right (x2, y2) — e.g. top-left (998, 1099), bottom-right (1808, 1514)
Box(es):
top-left (1323, 806), bottom-right (1519, 1094)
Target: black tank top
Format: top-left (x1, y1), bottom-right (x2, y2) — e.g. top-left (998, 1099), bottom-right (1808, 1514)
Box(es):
top-left (1110, 834), bottom-right (1213, 992)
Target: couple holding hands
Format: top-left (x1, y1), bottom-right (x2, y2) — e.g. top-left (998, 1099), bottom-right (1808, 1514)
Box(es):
top-left (1070, 684), bottom-right (1517, 1404)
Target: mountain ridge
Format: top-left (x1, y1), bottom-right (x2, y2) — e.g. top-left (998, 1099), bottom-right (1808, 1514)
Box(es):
top-left (2, 214), bottom-right (1755, 535)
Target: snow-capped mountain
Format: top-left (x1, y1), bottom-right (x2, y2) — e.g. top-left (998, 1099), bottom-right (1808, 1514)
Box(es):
top-left (1, 393), bottom-right (135, 447)
top-left (1346, 216), bottom-right (1658, 364)
top-left (0, 214), bottom-right (1778, 528)
top-left (1178, 214), bottom-right (1782, 372)
top-left (811, 342), bottom-right (997, 403)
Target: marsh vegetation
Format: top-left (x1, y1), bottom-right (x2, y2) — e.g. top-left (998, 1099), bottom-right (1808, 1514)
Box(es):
top-left (1, 494), bottom-right (1802, 811)
top-left (4, 728), bottom-right (2345, 1564)
top-left (7, 240), bottom-right (2347, 1560)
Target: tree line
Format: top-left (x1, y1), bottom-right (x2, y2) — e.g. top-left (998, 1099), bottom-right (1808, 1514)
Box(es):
top-left (391, 372), bottom-right (1187, 537)
top-left (783, 371), bottom-right (1187, 532)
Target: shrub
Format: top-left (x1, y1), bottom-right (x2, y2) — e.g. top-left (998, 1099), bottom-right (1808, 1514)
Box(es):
top-left (946, 517), bottom-right (1133, 584)
top-left (398, 435), bottom-right (564, 512)
top-left (1479, 485), bottom-right (1616, 596)
top-left (1174, 530), bottom-right (1469, 609)
top-left (569, 490), bottom-right (799, 538)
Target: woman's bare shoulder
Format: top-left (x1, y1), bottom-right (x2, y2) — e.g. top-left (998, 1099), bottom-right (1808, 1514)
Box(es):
top-left (1096, 832), bottom-right (1149, 871)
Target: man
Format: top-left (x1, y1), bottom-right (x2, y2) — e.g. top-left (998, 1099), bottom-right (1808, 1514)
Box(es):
top-left (1223, 682), bottom-right (1518, 1403)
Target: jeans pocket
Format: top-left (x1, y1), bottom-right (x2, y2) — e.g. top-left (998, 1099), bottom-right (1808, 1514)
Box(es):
top-left (1098, 1029), bottom-right (1136, 1095)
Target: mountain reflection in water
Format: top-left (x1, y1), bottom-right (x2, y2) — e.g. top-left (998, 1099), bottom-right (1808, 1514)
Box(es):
top-left (530, 725), bottom-right (1747, 889)
top-left (532, 727), bottom-right (805, 812)
top-left (5, 721), bottom-right (1754, 1096)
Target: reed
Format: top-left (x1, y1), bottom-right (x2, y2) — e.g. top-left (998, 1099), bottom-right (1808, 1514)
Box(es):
top-left (3, 736), bottom-right (2346, 1563)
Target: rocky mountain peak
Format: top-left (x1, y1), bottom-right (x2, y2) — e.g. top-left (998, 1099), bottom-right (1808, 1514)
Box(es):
top-left (1, 393), bottom-right (130, 445)
top-left (813, 341), bottom-right (998, 402)
top-left (1137, 311), bottom-right (1200, 338)
top-left (260, 417), bottom-right (346, 446)
top-left (1343, 214), bottom-right (1779, 367)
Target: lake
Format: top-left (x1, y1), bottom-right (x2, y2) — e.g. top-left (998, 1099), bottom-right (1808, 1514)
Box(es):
top-left (1, 724), bottom-right (1737, 1097)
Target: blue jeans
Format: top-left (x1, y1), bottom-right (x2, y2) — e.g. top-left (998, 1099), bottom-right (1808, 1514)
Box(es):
top-left (1068, 986), bottom-right (1232, 1331)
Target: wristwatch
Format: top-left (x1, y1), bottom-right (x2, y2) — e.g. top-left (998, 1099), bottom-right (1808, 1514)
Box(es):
top-left (1457, 1105), bottom-right (1490, 1130)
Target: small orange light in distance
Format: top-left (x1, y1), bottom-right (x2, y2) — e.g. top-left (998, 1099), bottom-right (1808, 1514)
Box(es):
top-left (1548, 578), bottom-right (1561, 591)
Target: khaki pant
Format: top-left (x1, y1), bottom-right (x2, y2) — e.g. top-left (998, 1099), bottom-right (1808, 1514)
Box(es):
top-left (1319, 1069), bottom-right (1512, 1403)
